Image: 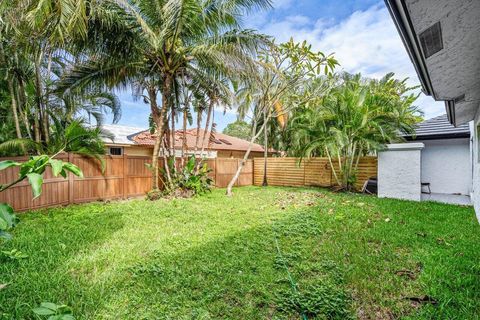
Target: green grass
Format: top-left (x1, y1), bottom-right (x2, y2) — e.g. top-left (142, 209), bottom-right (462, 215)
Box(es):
top-left (1, 186), bottom-right (479, 319)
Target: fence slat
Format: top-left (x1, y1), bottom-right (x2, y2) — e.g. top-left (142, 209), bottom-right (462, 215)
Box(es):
top-left (254, 156), bottom-right (377, 190)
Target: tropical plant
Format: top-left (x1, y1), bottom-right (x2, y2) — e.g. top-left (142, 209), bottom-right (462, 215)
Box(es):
top-left (0, 0), bottom-right (121, 149)
top-left (226, 39), bottom-right (338, 195)
top-left (59, 0), bottom-right (271, 192)
top-left (168, 156), bottom-right (213, 197)
top-left (287, 72), bottom-right (422, 191)
top-left (0, 120), bottom-right (112, 166)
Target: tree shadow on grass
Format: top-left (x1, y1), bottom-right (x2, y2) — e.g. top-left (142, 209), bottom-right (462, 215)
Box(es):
top-left (83, 208), bottom-right (354, 320)
top-left (0, 202), bottom-right (127, 318)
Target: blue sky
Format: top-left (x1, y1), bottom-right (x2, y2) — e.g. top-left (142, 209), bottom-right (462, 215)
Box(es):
top-left (111, 0), bottom-right (444, 131)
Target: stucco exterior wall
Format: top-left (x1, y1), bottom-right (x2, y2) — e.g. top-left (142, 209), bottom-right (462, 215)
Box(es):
top-left (378, 143), bottom-right (424, 201)
top-left (472, 110), bottom-right (480, 221)
top-left (420, 138), bottom-right (471, 195)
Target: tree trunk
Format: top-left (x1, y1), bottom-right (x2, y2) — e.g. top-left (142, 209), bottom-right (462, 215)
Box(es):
top-left (34, 51), bottom-right (48, 143)
top-left (170, 105), bottom-right (176, 171)
top-left (16, 77), bottom-right (32, 139)
top-left (181, 107), bottom-right (188, 167)
top-left (196, 97), bottom-right (214, 172)
top-left (193, 109), bottom-right (202, 156)
top-left (7, 79), bottom-right (22, 139)
top-left (226, 120), bottom-right (267, 196)
top-left (148, 81), bottom-right (169, 190)
top-left (262, 106), bottom-right (268, 186)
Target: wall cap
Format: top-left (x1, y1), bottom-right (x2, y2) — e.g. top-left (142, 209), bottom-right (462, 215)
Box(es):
top-left (383, 143), bottom-right (425, 151)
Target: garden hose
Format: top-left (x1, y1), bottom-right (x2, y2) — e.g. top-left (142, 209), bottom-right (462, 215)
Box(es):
top-left (274, 236), bottom-right (308, 320)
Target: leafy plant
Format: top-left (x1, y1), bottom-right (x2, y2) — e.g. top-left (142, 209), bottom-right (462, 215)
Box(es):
top-left (0, 155), bottom-right (83, 198)
top-left (275, 282), bottom-right (352, 319)
top-left (32, 302), bottom-right (75, 320)
top-left (0, 203), bottom-right (17, 241)
top-left (0, 155), bottom-right (83, 244)
top-left (1, 248), bottom-right (28, 260)
top-left (162, 156), bottom-right (213, 198)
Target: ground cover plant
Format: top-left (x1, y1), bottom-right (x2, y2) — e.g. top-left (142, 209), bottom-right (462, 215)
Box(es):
top-left (0, 186), bottom-right (478, 319)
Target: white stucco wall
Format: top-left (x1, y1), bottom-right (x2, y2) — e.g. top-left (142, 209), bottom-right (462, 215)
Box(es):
top-left (378, 143), bottom-right (424, 201)
top-left (472, 111), bottom-right (480, 221)
top-left (419, 138), bottom-right (471, 195)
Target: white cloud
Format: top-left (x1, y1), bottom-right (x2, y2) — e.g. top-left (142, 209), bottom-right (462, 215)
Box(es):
top-left (257, 4), bottom-right (445, 119)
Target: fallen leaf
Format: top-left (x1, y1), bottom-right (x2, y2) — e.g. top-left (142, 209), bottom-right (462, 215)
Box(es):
top-left (0, 283), bottom-right (7, 290)
top-left (385, 218), bottom-right (391, 222)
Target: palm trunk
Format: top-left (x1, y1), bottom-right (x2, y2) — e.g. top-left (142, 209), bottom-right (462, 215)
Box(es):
top-left (162, 137), bottom-right (173, 188)
top-left (170, 106), bottom-right (176, 171)
top-left (34, 50), bottom-right (48, 143)
top-left (325, 147), bottom-right (341, 187)
top-left (148, 81), bottom-right (169, 190)
top-left (7, 79), bottom-right (22, 139)
top-left (181, 107), bottom-right (188, 167)
top-left (16, 77), bottom-right (32, 139)
top-left (226, 119), bottom-right (267, 196)
top-left (193, 110), bottom-right (202, 156)
top-left (196, 98), bottom-right (214, 172)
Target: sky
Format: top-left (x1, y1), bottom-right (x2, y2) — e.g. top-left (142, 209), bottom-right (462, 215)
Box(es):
top-left (110, 0), bottom-right (445, 131)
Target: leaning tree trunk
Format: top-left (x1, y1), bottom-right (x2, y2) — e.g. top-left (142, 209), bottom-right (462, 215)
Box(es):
top-left (262, 106), bottom-right (268, 186)
top-left (148, 80), bottom-right (169, 190)
top-left (226, 120), bottom-right (267, 196)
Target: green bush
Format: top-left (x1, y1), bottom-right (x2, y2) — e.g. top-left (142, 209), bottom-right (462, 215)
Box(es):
top-left (167, 156), bottom-right (213, 197)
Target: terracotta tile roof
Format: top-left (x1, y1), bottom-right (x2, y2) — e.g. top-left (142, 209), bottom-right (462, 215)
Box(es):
top-left (133, 128), bottom-right (267, 152)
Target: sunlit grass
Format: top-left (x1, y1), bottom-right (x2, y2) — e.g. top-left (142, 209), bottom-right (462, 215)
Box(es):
top-left (1, 186), bottom-right (478, 319)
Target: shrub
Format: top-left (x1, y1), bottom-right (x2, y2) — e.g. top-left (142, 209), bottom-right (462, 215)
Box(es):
top-left (167, 156), bottom-right (213, 197)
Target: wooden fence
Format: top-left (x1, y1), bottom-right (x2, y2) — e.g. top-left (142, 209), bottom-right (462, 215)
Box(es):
top-left (253, 156), bottom-right (377, 190)
top-left (0, 154), bottom-right (252, 211)
top-left (0, 154), bottom-right (375, 212)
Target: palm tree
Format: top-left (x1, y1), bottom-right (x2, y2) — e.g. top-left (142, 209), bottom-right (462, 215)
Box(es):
top-left (0, 119), bottom-right (112, 165)
top-left (59, 0), bottom-right (271, 190)
top-left (287, 72), bottom-right (421, 190)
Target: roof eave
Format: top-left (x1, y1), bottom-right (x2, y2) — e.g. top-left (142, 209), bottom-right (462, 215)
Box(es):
top-left (404, 132), bottom-right (470, 140)
top-left (384, 0), bottom-right (435, 97)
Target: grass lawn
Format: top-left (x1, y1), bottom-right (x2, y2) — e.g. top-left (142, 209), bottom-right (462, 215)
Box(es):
top-left (0, 186), bottom-right (479, 319)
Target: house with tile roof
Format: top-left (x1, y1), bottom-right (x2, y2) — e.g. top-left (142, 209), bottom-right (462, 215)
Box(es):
top-left (101, 124), bottom-right (272, 159)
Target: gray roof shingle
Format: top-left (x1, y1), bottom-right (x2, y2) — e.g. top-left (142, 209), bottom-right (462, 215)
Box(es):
top-left (404, 114), bottom-right (470, 140)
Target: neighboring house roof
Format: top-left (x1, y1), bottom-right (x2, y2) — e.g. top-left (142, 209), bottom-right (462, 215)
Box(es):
top-left (101, 125), bottom-right (267, 152)
top-left (403, 114), bottom-right (470, 140)
top-left (133, 128), bottom-right (266, 152)
top-left (101, 124), bottom-right (145, 145)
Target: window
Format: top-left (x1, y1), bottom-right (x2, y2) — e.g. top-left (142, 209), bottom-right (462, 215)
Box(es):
top-left (109, 147), bottom-right (123, 156)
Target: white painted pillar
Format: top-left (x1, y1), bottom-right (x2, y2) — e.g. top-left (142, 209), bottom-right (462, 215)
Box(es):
top-left (378, 143), bottom-right (424, 201)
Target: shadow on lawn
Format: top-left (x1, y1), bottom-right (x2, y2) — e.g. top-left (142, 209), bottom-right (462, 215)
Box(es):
top-left (1, 187), bottom-right (479, 319)
top-left (82, 207), bottom-right (355, 319)
top-left (0, 202), bottom-right (127, 317)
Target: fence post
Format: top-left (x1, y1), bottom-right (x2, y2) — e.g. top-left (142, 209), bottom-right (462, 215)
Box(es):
top-left (68, 152), bottom-right (74, 204)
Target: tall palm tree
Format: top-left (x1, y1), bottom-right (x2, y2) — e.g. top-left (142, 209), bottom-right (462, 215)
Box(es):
top-left (59, 0), bottom-right (271, 190)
